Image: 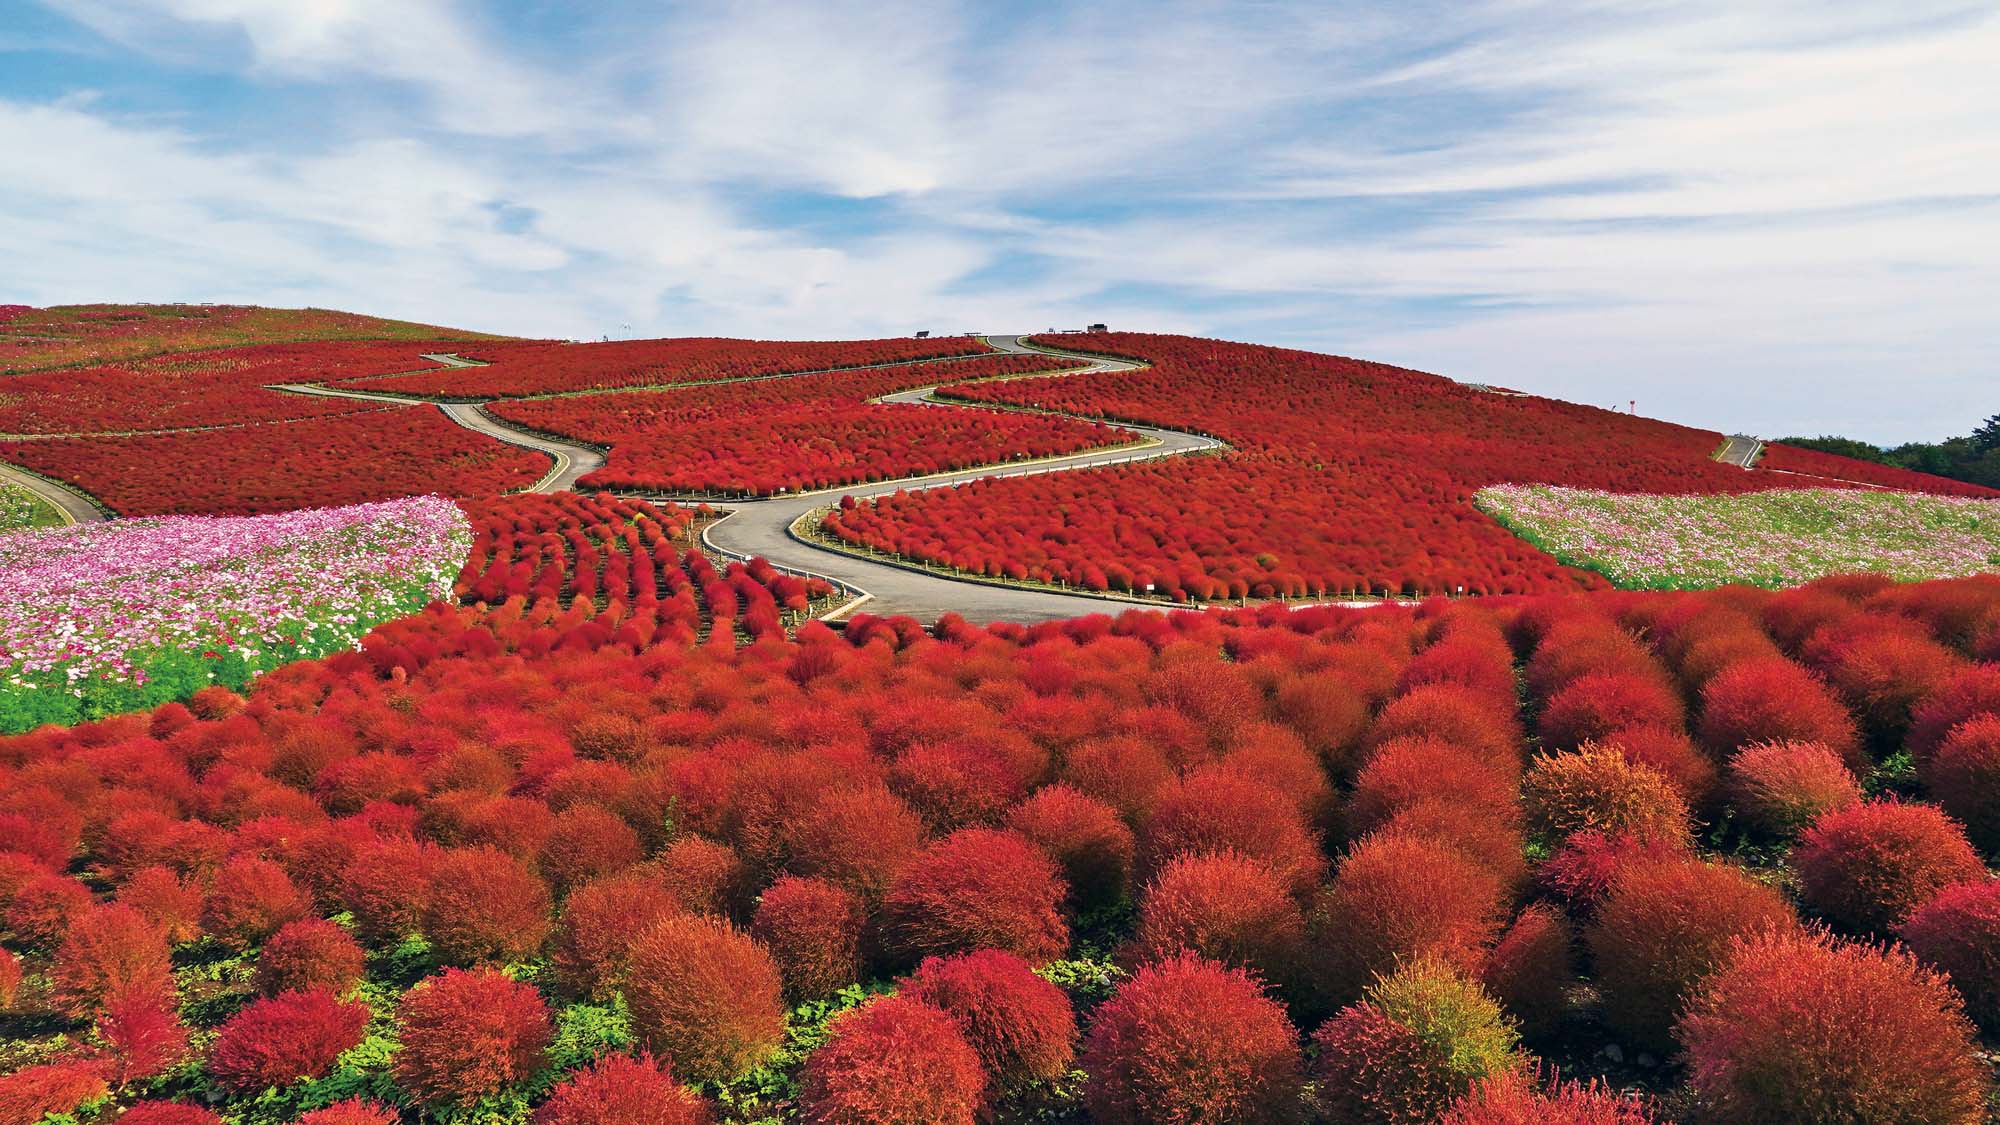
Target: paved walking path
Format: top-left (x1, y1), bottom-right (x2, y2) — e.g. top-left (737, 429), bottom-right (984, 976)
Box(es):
top-left (1716, 434), bottom-right (1763, 468)
top-left (0, 461), bottom-right (105, 524)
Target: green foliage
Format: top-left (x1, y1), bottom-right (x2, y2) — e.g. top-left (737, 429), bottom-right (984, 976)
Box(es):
top-left (1036, 957), bottom-right (1127, 1011)
top-left (1780, 414), bottom-right (2000, 489)
top-left (710, 981), bottom-right (891, 1123)
top-left (1365, 960), bottom-right (1520, 1084)
top-left (541, 998), bottom-right (633, 1078)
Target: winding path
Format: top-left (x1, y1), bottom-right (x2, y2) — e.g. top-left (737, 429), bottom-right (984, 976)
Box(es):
top-left (279, 336), bottom-right (1230, 622)
top-left (0, 461), bottom-right (105, 525)
top-left (1716, 434), bottom-right (1763, 468)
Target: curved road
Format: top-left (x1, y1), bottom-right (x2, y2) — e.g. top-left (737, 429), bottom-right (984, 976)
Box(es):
top-left (0, 461), bottom-right (104, 525)
top-left (700, 335), bottom-right (1228, 622)
top-left (282, 336), bottom-right (1231, 622)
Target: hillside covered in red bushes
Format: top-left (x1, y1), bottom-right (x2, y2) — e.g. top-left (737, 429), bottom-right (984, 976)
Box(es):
top-left (819, 333), bottom-right (1991, 600)
top-left (2, 472), bottom-right (1998, 1122)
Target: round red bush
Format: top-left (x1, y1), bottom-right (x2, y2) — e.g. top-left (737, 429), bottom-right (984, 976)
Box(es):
top-left (1310, 832), bottom-right (1507, 1005)
top-left (1899, 878), bottom-right (2000, 1031)
top-left (1005, 784), bottom-right (1136, 910)
top-left (96, 986), bottom-right (191, 1085)
top-left (1138, 767), bottom-right (1325, 895)
top-left (393, 967), bottom-right (551, 1107)
top-left (1537, 672), bottom-right (1681, 754)
top-left (1062, 734), bottom-right (1175, 819)
top-left (1130, 850), bottom-right (1304, 993)
top-left (903, 949), bottom-right (1077, 1089)
top-left (200, 855), bottom-right (311, 950)
top-left (622, 913), bottom-right (786, 1084)
top-left (1477, 904), bottom-right (1574, 1040)
top-left (883, 828), bottom-right (1069, 965)
top-left (254, 917), bottom-right (364, 997)
top-left (650, 835), bottom-right (754, 919)
top-left (538, 804), bottom-right (644, 895)
top-left (6, 872), bottom-right (93, 947)
top-left (1907, 663), bottom-right (2000, 761)
top-left (339, 838), bottom-right (435, 944)
top-left (116, 1103), bottom-right (224, 1125)
top-left (534, 1050), bottom-right (709, 1125)
top-left (751, 875), bottom-right (863, 1002)
top-left (0, 1060), bottom-right (110, 1124)
top-left (779, 785), bottom-right (927, 902)
top-left (1793, 799), bottom-right (1986, 934)
top-left (1697, 657), bottom-right (1861, 765)
top-left (1586, 857), bottom-right (1797, 1050)
top-left (50, 902), bottom-right (173, 1018)
top-left (207, 987), bottom-right (369, 1091)
top-left (1365, 684), bottom-right (1523, 768)
top-left (1921, 714), bottom-right (2000, 852)
top-left (1522, 748), bottom-right (1689, 847)
top-left (796, 995), bottom-right (986, 1125)
top-left (1347, 737), bottom-right (1516, 838)
top-left (1676, 929), bottom-right (1987, 1124)
top-left (118, 865), bottom-right (205, 945)
top-left (1598, 725), bottom-right (1718, 812)
top-left (554, 869), bottom-right (686, 1000)
top-left (1726, 740), bottom-right (1861, 837)
top-left (423, 845), bottom-right (553, 964)
top-left (1080, 954), bottom-right (1303, 1125)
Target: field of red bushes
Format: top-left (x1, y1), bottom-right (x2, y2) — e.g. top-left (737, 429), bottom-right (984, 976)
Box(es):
top-left (820, 334), bottom-right (1990, 600)
top-left (0, 409), bottom-right (550, 517)
top-left (0, 343), bottom-right (482, 435)
top-left (2, 474), bottom-right (1999, 1123)
top-left (0, 305), bottom-right (495, 375)
top-left (340, 335), bottom-right (992, 399)
top-left (488, 352), bottom-right (1120, 496)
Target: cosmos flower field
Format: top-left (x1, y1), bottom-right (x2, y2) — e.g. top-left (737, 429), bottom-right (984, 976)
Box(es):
top-left (0, 308), bottom-right (1996, 1124)
top-left (1476, 485), bottom-right (2000, 590)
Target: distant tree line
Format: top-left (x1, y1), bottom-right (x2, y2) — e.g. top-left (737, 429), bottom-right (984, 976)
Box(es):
top-left (1781, 414), bottom-right (2000, 489)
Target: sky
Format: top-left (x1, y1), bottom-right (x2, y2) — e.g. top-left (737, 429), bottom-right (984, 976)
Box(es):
top-left (2, 1), bottom-right (1995, 443)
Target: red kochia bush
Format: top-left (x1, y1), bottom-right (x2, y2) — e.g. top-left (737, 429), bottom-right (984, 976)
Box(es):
top-left (1522, 748), bottom-right (1690, 846)
top-left (780, 785), bottom-right (927, 902)
top-left (200, 855), bottom-right (311, 950)
top-left (118, 865), bottom-right (204, 945)
top-left (0, 948), bottom-right (19, 1008)
top-left (903, 949), bottom-right (1078, 1089)
top-left (7, 872), bottom-right (93, 947)
top-left (1921, 714), bottom-right (2000, 852)
top-left (1080, 954), bottom-right (1303, 1125)
top-left (1478, 904), bottom-right (1575, 1040)
top-left (622, 914), bottom-right (786, 1084)
top-left (554, 870), bottom-right (686, 1000)
top-left (1899, 878), bottom-right (2000, 1030)
top-left (1677, 930), bottom-right (1987, 1124)
top-left (538, 805), bottom-right (644, 895)
top-left (116, 1103), bottom-right (224, 1125)
top-left (1537, 672), bottom-right (1681, 753)
top-left (0, 1060), bottom-right (110, 1123)
top-left (883, 828), bottom-right (1069, 964)
top-left (1726, 740), bottom-right (1861, 836)
top-left (423, 845), bottom-right (553, 964)
top-left (1347, 737), bottom-right (1517, 838)
top-left (534, 1051), bottom-right (709, 1125)
top-left (51, 903), bottom-right (173, 1018)
top-left (1005, 784), bottom-right (1136, 909)
top-left (294, 1099), bottom-right (402, 1125)
top-left (796, 995), bottom-right (987, 1125)
top-left (1139, 768), bottom-right (1325, 895)
top-left (751, 875), bottom-right (863, 1002)
top-left (1439, 1067), bottom-right (1658, 1124)
top-left (1586, 857), bottom-right (1797, 1050)
top-left (1130, 851), bottom-right (1305, 992)
top-left (651, 836), bottom-right (754, 918)
top-left (393, 968), bottom-right (552, 1106)
top-left (96, 987), bottom-right (190, 1085)
top-left (1311, 832), bottom-right (1507, 1004)
top-left (253, 917), bottom-right (365, 997)
top-left (1793, 799), bottom-right (1986, 934)
top-left (208, 987), bottom-right (369, 1091)
top-left (1906, 664), bottom-right (2000, 761)
top-left (340, 838), bottom-right (434, 943)
top-left (1697, 657), bottom-right (1862, 765)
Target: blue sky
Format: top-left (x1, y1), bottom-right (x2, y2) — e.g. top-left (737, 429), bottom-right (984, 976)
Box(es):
top-left (2, 1), bottom-right (1995, 442)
